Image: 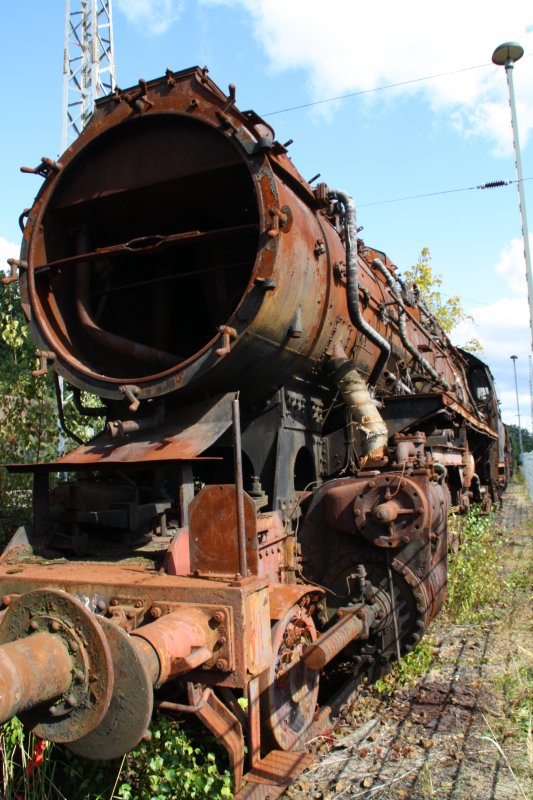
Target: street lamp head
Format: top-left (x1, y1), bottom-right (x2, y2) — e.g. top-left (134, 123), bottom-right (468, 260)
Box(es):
top-left (492, 42), bottom-right (524, 67)
top-left (510, 354), bottom-right (518, 361)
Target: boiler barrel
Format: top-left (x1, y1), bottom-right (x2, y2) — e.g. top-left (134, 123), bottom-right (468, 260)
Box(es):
top-left (20, 68), bottom-right (381, 404)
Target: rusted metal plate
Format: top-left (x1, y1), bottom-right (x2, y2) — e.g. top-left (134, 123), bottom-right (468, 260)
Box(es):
top-left (0, 565), bottom-right (270, 688)
top-left (5, 394), bottom-right (232, 472)
top-left (442, 394), bottom-right (498, 438)
top-left (267, 584), bottom-right (323, 621)
top-left (244, 586), bottom-right (272, 676)
top-left (234, 782), bottom-right (287, 800)
top-left (189, 485), bottom-right (259, 577)
top-left (243, 750), bottom-right (313, 786)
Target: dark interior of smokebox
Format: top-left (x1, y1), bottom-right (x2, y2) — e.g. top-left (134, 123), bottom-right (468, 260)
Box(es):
top-left (38, 115), bottom-right (259, 380)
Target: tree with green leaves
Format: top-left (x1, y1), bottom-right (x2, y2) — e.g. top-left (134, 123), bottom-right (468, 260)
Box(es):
top-left (507, 424), bottom-right (533, 458)
top-left (0, 279), bottom-right (106, 542)
top-left (0, 282), bottom-right (58, 501)
top-left (403, 248), bottom-right (482, 352)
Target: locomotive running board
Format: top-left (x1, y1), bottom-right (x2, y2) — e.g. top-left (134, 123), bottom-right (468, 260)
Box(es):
top-left (4, 393), bottom-right (233, 472)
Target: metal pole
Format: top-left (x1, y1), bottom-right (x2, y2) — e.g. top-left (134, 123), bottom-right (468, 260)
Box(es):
top-left (505, 64), bottom-right (533, 349)
top-left (492, 43), bottom-right (533, 350)
top-left (529, 354), bottom-right (533, 435)
top-left (232, 394), bottom-right (248, 579)
top-left (511, 355), bottom-right (524, 460)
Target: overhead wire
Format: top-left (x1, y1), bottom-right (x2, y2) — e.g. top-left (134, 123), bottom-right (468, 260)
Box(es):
top-left (258, 53), bottom-right (533, 314)
top-left (262, 61), bottom-right (495, 116)
top-left (359, 177), bottom-right (533, 208)
top-left (259, 54), bottom-right (532, 208)
top-left (262, 53), bottom-right (533, 118)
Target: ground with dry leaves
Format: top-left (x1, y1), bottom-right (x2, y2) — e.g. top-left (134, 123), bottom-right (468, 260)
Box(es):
top-left (285, 478), bottom-right (532, 800)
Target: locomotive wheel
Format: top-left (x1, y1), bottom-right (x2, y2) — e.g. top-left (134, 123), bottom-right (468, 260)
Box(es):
top-left (260, 604), bottom-right (319, 751)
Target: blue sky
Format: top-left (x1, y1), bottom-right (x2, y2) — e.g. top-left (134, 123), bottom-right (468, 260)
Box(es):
top-left (1, 0), bottom-right (532, 429)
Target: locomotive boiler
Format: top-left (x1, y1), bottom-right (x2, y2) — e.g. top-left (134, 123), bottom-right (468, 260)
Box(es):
top-left (0, 67), bottom-right (508, 796)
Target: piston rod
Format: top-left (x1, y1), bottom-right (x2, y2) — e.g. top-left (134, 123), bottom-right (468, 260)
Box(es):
top-left (302, 606), bottom-right (378, 670)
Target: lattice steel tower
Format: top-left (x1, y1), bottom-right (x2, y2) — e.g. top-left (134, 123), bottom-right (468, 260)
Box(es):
top-left (62, 0), bottom-right (116, 152)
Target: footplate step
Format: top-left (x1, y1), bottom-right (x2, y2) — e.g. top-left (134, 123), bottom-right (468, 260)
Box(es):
top-left (235, 750), bottom-right (314, 799)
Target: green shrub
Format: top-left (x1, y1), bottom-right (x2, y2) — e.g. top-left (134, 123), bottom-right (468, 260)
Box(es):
top-left (445, 508), bottom-right (502, 623)
top-left (115, 715), bottom-right (232, 800)
top-left (374, 639), bottom-right (436, 695)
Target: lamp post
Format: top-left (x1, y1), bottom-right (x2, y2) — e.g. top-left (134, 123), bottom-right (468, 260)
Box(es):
top-left (510, 355), bottom-right (523, 462)
top-left (492, 42), bottom-right (533, 350)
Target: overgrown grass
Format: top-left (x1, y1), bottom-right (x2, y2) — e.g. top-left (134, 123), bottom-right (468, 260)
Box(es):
top-left (374, 638), bottom-right (437, 696)
top-left (374, 504), bottom-right (506, 697)
top-left (497, 660), bottom-right (533, 741)
top-left (0, 717), bottom-right (63, 800)
top-left (445, 507), bottom-right (504, 623)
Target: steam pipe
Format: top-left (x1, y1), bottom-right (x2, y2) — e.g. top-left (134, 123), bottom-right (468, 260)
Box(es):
top-left (383, 370), bottom-right (413, 395)
top-left (372, 258), bottom-right (448, 390)
top-left (330, 343), bottom-right (388, 463)
top-left (328, 191), bottom-right (390, 387)
top-left (53, 373), bottom-right (85, 445)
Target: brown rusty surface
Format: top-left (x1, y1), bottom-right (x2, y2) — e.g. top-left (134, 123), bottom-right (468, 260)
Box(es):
top-left (0, 632), bottom-right (73, 722)
top-left (442, 394), bottom-right (498, 438)
top-left (189, 484), bottom-right (259, 577)
top-left (0, 588), bottom-right (114, 743)
top-left (0, 566), bottom-right (270, 688)
top-left (163, 527), bottom-right (191, 575)
top-left (267, 584), bottom-right (323, 621)
top-left (67, 617), bottom-right (154, 761)
top-left (260, 604), bottom-right (319, 752)
top-left (131, 607), bottom-right (214, 684)
top-left (6, 394), bottom-right (233, 471)
top-left (144, 601), bottom-right (235, 674)
top-left (234, 782), bottom-right (287, 800)
top-left (257, 512), bottom-right (286, 580)
top-left (243, 750), bottom-right (314, 786)
top-left (189, 683), bottom-right (245, 792)
top-left (243, 584), bottom-right (272, 677)
top-left (323, 473), bottom-right (430, 547)
top-left (302, 611), bottom-right (366, 670)
top-left (17, 66), bottom-right (485, 423)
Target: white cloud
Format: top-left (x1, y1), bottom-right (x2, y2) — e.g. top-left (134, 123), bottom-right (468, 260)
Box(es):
top-left (115, 0), bottom-right (185, 35)
top-left (202, 0), bottom-right (533, 153)
top-left (454, 235), bottom-right (531, 428)
top-left (494, 235), bottom-right (533, 295)
top-left (0, 236), bottom-right (19, 277)
top-left (460, 295), bottom-right (529, 360)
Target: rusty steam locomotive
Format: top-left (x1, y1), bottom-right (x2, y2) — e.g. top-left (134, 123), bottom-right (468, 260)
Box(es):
top-left (0, 67), bottom-right (509, 796)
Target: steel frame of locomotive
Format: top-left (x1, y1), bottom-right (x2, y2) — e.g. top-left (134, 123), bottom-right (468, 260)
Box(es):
top-left (0, 67), bottom-right (510, 798)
